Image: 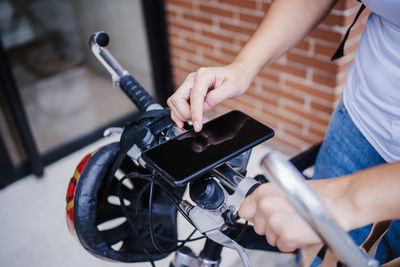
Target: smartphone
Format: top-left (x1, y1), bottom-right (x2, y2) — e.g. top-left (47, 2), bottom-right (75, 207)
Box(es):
top-left (142, 110), bottom-right (274, 187)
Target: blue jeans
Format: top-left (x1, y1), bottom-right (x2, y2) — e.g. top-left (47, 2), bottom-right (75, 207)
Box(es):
top-left (312, 98), bottom-right (399, 264)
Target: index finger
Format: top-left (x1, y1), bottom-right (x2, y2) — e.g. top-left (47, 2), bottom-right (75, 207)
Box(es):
top-left (190, 68), bottom-right (215, 132)
top-left (238, 183), bottom-right (275, 220)
top-left (238, 191), bottom-right (258, 220)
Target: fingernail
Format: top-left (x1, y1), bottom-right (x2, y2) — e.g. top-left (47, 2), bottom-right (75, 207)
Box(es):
top-left (193, 121), bottom-right (200, 132)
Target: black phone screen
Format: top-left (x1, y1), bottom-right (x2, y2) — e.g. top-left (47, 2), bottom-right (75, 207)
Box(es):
top-left (142, 110), bottom-right (274, 187)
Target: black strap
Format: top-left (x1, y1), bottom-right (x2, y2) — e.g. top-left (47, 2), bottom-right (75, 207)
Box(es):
top-left (331, 4), bottom-right (366, 61)
top-left (101, 109), bottom-right (171, 200)
top-left (101, 125), bottom-right (138, 200)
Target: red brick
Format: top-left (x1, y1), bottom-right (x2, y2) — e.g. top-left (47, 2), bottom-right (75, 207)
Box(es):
top-left (262, 84), bottom-right (304, 105)
top-left (309, 126), bottom-right (327, 139)
top-left (310, 101), bottom-right (334, 115)
top-left (168, 20), bottom-right (196, 33)
top-left (174, 65), bottom-right (196, 76)
top-left (262, 2), bottom-right (270, 12)
top-left (337, 59), bottom-right (355, 73)
top-left (204, 54), bottom-right (230, 65)
top-left (284, 104), bottom-right (330, 127)
top-left (187, 58), bottom-right (204, 70)
top-left (221, 47), bottom-right (239, 57)
top-left (222, 99), bottom-right (257, 116)
top-left (218, 0), bottom-right (257, 10)
top-left (168, 31), bottom-right (180, 40)
top-left (315, 43), bottom-right (337, 57)
top-left (287, 52), bottom-right (338, 73)
top-left (269, 63), bottom-right (307, 78)
top-left (234, 96), bottom-right (257, 109)
top-left (258, 71), bottom-right (279, 83)
top-left (312, 72), bottom-right (337, 87)
top-left (262, 107), bottom-right (304, 129)
top-left (246, 90), bottom-right (279, 108)
top-left (166, 9), bottom-right (180, 19)
top-left (285, 80), bottom-right (335, 102)
top-left (166, 0), bottom-right (194, 9)
top-left (251, 113), bottom-right (279, 130)
top-left (344, 39), bottom-right (360, 55)
top-left (239, 13), bottom-right (263, 25)
top-left (172, 43), bottom-right (197, 54)
top-left (309, 28), bottom-right (343, 43)
top-left (333, 0), bottom-right (362, 11)
top-left (199, 4), bottom-right (234, 18)
top-left (272, 136), bottom-right (304, 153)
top-left (295, 41), bottom-right (310, 52)
top-left (201, 29), bottom-right (235, 44)
top-left (183, 13), bottom-right (213, 25)
top-left (185, 37), bottom-right (214, 50)
top-left (285, 128), bottom-right (322, 144)
top-left (321, 13), bottom-right (343, 27)
top-left (220, 22), bottom-right (254, 36)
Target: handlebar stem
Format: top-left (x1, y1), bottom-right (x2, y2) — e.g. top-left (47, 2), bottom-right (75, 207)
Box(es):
top-left (212, 163), bottom-right (245, 192)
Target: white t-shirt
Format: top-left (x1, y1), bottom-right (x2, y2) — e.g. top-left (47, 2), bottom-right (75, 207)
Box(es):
top-left (343, 0), bottom-right (400, 162)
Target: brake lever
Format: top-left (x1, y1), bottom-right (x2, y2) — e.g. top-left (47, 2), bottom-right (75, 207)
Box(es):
top-left (179, 169), bottom-right (260, 267)
top-left (180, 201), bottom-right (252, 267)
top-left (205, 229), bottom-right (251, 267)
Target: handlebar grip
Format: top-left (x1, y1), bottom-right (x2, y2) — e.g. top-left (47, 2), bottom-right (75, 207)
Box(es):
top-left (119, 75), bottom-right (157, 112)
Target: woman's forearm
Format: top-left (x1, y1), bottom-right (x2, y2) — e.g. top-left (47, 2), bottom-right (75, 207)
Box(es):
top-left (317, 162), bottom-right (400, 231)
top-left (345, 161), bottom-right (400, 229)
top-left (238, 161), bottom-right (400, 251)
top-left (234, 0), bottom-right (336, 81)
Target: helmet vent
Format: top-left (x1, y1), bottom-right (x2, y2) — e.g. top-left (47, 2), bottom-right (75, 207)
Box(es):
top-left (111, 241), bottom-right (124, 251)
top-left (107, 195), bottom-right (131, 206)
top-left (97, 217), bottom-right (127, 231)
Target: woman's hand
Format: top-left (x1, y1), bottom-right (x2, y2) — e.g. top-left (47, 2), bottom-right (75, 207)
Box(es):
top-left (167, 62), bottom-right (251, 132)
top-left (238, 183), bottom-right (321, 252)
top-left (238, 179), bottom-right (353, 252)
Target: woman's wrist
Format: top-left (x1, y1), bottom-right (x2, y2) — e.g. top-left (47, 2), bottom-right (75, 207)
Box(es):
top-left (321, 175), bottom-right (376, 231)
top-left (310, 177), bottom-right (358, 231)
top-left (228, 60), bottom-right (255, 95)
top-left (344, 171), bottom-right (383, 230)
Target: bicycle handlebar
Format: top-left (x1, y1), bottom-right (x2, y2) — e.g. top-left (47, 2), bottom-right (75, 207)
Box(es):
top-left (89, 31), bottom-right (162, 112)
top-left (119, 75), bottom-right (159, 112)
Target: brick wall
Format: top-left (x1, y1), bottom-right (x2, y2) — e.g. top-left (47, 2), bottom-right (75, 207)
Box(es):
top-left (165, 0), bottom-right (369, 156)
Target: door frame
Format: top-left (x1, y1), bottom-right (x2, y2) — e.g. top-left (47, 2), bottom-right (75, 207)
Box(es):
top-left (0, 0), bottom-right (173, 189)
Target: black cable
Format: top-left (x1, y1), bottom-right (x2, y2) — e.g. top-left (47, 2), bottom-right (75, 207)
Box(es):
top-left (122, 172), bottom-right (195, 226)
top-left (233, 220), bottom-right (249, 242)
top-left (117, 174), bottom-right (156, 266)
top-left (147, 174), bottom-right (203, 254)
top-left (132, 179), bottom-right (204, 243)
top-left (116, 172), bottom-right (204, 254)
top-left (148, 177), bottom-right (175, 254)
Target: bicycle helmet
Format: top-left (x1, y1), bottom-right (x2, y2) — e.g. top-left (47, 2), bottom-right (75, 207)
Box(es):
top-left (66, 142), bottom-right (180, 262)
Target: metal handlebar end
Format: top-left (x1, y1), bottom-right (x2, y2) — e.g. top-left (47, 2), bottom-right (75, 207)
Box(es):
top-left (89, 31), bottom-right (109, 47)
top-left (89, 31), bottom-right (127, 85)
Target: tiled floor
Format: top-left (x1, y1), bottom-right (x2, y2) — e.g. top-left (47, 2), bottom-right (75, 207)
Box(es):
top-left (0, 137), bottom-right (298, 267)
